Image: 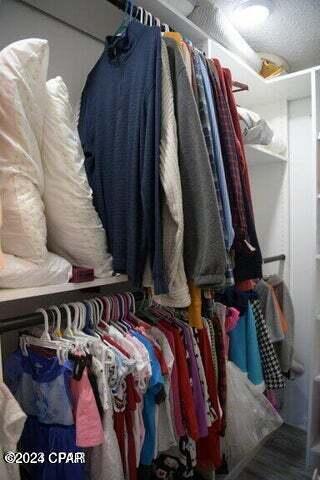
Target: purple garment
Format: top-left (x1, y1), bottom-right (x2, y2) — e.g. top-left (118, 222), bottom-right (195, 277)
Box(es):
top-left (177, 321), bottom-right (208, 438)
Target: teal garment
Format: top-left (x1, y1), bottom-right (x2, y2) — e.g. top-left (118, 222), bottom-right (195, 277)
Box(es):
top-left (228, 303), bottom-right (264, 385)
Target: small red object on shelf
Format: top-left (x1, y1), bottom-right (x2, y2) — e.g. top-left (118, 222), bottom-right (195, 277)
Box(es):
top-left (70, 266), bottom-right (95, 283)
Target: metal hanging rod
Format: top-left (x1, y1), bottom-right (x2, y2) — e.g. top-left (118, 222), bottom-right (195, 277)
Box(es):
top-left (263, 254), bottom-right (286, 264)
top-left (0, 290), bottom-right (144, 335)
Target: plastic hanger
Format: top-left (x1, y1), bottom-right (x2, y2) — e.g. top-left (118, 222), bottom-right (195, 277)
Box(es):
top-left (49, 305), bottom-right (62, 339)
top-left (36, 308), bottom-right (51, 341)
top-left (61, 304), bottom-right (75, 340)
top-left (145, 11), bottom-right (152, 26)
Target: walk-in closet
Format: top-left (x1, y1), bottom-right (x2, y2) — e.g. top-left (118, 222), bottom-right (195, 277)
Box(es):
top-left (0, 1), bottom-right (319, 479)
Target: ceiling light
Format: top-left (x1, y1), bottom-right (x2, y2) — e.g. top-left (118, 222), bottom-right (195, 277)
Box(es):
top-left (233, 0), bottom-right (272, 28)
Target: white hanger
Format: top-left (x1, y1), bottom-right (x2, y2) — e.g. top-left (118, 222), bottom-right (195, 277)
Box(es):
top-left (145, 11), bottom-right (152, 26)
top-left (19, 334), bottom-right (69, 363)
top-left (49, 305), bottom-right (62, 339)
top-left (155, 17), bottom-right (161, 28)
top-left (36, 308), bottom-right (51, 341)
top-left (61, 304), bottom-right (75, 340)
top-left (72, 302), bottom-right (92, 340)
top-left (136, 6), bottom-right (144, 24)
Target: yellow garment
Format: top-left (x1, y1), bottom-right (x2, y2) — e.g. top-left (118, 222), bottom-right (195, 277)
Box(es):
top-left (188, 282), bottom-right (203, 329)
top-left (163, 31), bottom-right (183, 44)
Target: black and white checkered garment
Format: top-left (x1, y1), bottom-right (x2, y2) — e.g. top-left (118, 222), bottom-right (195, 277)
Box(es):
top-left (251, 299), bottom-right (286, 390)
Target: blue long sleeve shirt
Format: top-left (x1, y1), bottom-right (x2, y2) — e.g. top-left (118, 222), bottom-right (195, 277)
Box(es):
top-left (198, 54), bottom-right (235, 250)
top-left (78, 21), bottom-right (167, 294)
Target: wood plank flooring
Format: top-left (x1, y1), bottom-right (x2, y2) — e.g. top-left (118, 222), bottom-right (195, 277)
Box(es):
top-left (236, 424), bottom-right (313, 480)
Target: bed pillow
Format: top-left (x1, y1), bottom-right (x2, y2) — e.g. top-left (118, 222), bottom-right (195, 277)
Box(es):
top-left (0, 38), bottom-right (49, 261)
top-left (42, 76), bottom-right (113, 278)
top-left (0, 253), bottom-right (72, 288)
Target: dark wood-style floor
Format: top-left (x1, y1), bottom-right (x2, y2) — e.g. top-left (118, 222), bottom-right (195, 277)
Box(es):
top-left (237, 424), bottom-right (313, 480)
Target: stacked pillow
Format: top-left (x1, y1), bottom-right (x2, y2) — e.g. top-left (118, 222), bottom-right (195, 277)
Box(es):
top-left (0, 39), bottom-right (114, 288)
top-left (42, 76), bottom-right (113, 278)
top-left (0, 38), bottom-right (48, 261)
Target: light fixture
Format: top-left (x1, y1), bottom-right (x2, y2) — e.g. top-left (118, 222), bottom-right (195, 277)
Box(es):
top-left (232, 0), bottom-right (272, 28)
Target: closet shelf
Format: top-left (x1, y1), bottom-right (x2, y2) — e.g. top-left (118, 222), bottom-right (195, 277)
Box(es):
top-left (0, 275), bottom-right (129, 302)
top-left (245, 145), bottom-right (288, 165)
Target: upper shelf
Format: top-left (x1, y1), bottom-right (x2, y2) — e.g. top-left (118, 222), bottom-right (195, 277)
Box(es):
top-left (245, 145), bottom-right (288, 166)
top-left (0, 275), bottom-right (129, 302)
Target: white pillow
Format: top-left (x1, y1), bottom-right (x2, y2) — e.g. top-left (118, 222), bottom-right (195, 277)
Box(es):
top-left (0, 38), bottom-right (49, 261)
top-left (0, 252), bottom-right (72, 288)
top-left (42, 76), bottom-right (113, 278)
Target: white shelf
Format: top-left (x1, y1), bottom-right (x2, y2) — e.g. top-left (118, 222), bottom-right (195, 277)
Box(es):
top-left (316, 255), bottom-right (320, 260)
top-left (245, 145), bottom-right (288, 165)
top-left (0, 275), bottom-right (129, 302)
top-left (314, 375), bottom-right (320, 382)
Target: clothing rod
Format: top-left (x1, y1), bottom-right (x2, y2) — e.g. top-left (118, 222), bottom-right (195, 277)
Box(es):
top-left (263, 254), bottom-right (286, 264)
top-left (0, 290), bottom-right (144, 335)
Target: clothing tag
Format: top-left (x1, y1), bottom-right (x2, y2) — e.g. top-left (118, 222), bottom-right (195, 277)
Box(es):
top-left (244, 239), bottom-right (256, 252)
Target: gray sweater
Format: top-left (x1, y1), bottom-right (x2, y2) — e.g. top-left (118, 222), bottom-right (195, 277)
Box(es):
top-left (164, 38), bottom-right (226, 287)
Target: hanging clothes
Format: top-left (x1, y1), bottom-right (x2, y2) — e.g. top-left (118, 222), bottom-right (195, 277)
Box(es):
top-left (5, 349), bottom-right (86, 480)
top-left (267, 276), bottom-right (295, 375)
top-left (228, 303), bottom-right (264, 387)
top-left (78, 21), bottom-right (167, 294)
top-left (164, 37), bottom-right (227, 288)
top-left (251, 299), bottom-right (286, 390)
top-left (151, 39), bottom-right (190, 308)
top-left (221, 65), bottom-right (262, 282)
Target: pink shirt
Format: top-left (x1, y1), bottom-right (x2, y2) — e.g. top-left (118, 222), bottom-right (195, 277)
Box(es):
top-left (70, 367), bottom-right (104, 448)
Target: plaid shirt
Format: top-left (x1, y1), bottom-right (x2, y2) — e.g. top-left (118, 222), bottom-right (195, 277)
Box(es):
top-left (193, 51), bottom-right (234, 287)
top-left (207, 59), bottom-right (248, 243)
top-left (219, 64), bottom-right (262, 281)
top-left (223, 67), bottom-right (254, 219)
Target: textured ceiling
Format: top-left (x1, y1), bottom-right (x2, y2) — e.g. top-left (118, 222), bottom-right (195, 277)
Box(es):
top-left (212, 0), bottom-right (320, 72)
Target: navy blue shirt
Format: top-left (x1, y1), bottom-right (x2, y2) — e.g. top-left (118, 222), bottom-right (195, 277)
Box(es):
top-left (78, 21), bottom-right (167, 294)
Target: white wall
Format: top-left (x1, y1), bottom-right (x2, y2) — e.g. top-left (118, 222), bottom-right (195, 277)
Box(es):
top-left (285, 96), bottom-right (315, 429)
top-left (250, 97), bottom-right (314, 430)
top-left (0, 0), bottom-right (121, 105)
